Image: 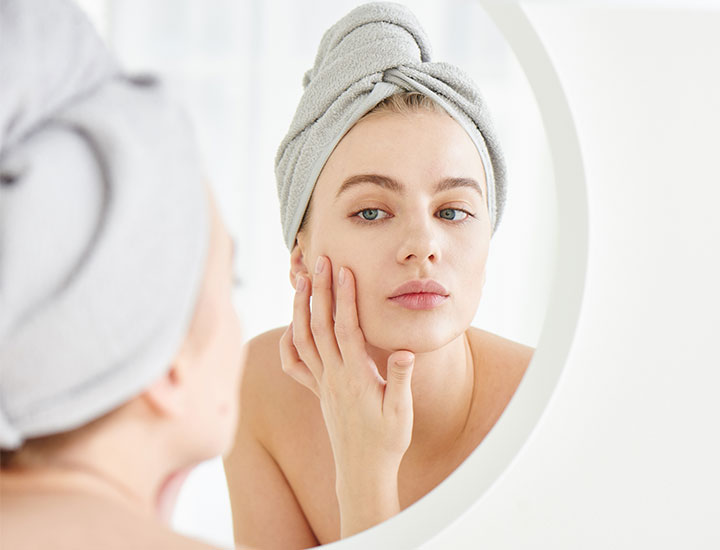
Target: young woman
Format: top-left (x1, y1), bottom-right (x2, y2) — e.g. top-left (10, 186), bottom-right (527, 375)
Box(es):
top-left (224, 4), bottom-right (533, 549)
top-left (0, 2), bottom-right (246, 548)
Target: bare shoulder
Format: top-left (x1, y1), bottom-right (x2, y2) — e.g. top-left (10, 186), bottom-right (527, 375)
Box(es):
top-left (245, 325), bottom-right (287, 359)
top-left (458, 328), bottom-right (534, 441)
top-left (225, 328), bottom-right (328, 548)
top-left (242, 326), bottom-right (314, 402)
top-left (240, 327), bottom-right (319, 442)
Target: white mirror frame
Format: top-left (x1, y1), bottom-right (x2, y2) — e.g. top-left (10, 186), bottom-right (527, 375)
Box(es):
top-left (324, 2), bottom-right (589, 548)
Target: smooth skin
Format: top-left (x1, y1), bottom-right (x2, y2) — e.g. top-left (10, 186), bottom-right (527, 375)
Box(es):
top-left (224, 110), bottom-right (532, 548)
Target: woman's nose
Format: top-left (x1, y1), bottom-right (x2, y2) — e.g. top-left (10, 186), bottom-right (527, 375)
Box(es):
top-left (396, 217), bottom-right (440, 265)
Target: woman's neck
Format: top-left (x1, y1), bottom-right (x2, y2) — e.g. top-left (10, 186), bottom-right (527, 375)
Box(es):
top-left (2, 460), bottom-right (154, 517)
top-left (366, 330), bottom-right (476, 460)
top-left (3, 430), bottom-right (194, 523)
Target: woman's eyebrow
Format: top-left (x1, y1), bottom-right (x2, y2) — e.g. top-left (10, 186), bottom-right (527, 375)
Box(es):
top-left (334, 174), bottom-right (484, 199)
top-left (435, 177), bottom-right (484, 198)
top-left (335, 174), bottom-right (404, 198)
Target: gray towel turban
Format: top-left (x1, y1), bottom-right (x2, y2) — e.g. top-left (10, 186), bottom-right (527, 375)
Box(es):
top-left (0, 0), bottom-right (209, 449)
top-left (276, 1), bottom-right (506, 250)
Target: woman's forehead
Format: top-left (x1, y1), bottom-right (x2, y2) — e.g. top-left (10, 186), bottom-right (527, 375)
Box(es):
top-left (316, 110), bottom-right (488, 198)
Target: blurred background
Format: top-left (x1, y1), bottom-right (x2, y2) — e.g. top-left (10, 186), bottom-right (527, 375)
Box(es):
top-left (75, 1), bottom-right (555, 547)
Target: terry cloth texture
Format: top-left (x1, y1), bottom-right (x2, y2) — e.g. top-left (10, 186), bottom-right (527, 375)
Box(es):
top-left (0, 0), bottom-right (209, 449)
top-left (275, 1), bottom-right (506, 250)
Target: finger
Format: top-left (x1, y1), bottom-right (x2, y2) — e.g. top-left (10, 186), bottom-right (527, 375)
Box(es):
top-left (279, 324), bottom-right (319, 397)
top-left (383, 351), bottom-right (415, 418)
top-left (292, 273), bottom-right (323, 379)
top-left (310, 255), bottom-right (341, 366)
top-left (334, 266), bottom-right (372, 371)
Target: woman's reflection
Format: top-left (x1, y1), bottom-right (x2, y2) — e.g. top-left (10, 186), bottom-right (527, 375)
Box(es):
top-left (224, 3), bottom-right (533, 548)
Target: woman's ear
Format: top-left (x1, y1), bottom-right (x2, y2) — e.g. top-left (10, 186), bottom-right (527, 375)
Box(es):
top-left (141, 359), bottom-right (187, 418)
top-left (289, 241), bottom-right (310, 289)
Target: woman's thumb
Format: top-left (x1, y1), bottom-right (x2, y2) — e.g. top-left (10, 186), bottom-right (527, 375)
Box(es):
top-left (384, 351), bottom-right (415, 415)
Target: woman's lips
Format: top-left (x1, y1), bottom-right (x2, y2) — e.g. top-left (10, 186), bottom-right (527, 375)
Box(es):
top-left (389, 292), bottom-right (449, 310)
top-left (388, 279), bottom-right (449, 310)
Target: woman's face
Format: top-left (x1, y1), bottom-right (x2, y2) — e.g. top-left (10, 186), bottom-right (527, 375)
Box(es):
top-left (295, 110), bottom-right (491, 353)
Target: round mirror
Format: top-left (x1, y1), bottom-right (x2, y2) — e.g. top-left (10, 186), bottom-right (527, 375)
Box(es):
top-left (74, 1), bottom-right (583, 547)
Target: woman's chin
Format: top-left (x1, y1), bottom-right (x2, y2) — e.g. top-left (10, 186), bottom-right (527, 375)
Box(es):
top-left (364, 325), bottom-right (463, 355)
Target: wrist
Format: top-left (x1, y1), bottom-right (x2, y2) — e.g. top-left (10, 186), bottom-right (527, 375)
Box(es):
top-left (335, 472), bottom-right (401, 538)
top-left (335, 468), bottom-right (399, 501)
top-left (334, 459), bottom-right (400, 498)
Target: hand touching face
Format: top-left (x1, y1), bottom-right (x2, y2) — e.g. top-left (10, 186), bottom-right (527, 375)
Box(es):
top-left (281, 257), bottom-right (415, 537)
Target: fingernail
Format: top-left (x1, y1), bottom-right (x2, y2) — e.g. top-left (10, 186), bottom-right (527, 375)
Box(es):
top-left (338, 267), bottom-right (346, 286)
top-left (395, 359), bottom-right (413, 368)
top-left (315, 256), bottom-right (325, 274)
top-left (296, 275), bottom-right (306, 292)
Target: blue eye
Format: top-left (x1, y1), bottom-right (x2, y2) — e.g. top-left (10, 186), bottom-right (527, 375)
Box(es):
top-left (437, 208), bottom-right (470, 221)
top-left (355, 208), bottom-right (390, 221)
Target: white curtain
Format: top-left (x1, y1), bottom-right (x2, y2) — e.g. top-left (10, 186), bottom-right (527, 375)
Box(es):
top-left (76, 1), bottom-right (556, 546)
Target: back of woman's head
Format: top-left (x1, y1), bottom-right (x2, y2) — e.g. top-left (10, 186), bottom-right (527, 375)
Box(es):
top-left (0, 0), bottom-right (228, 460)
